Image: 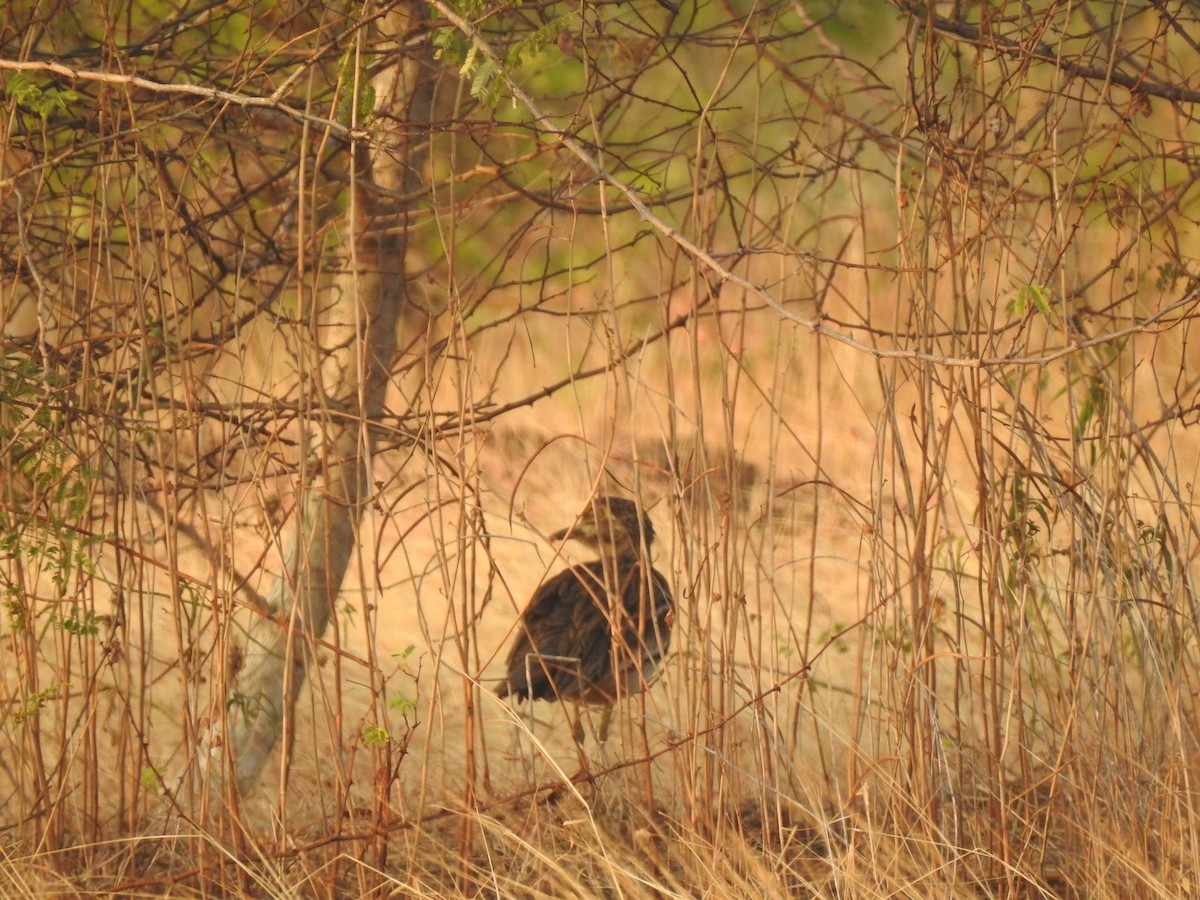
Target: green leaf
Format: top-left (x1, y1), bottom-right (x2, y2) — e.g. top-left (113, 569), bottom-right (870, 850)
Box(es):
top-left (363, 723), bottom-right (390, 745)
top-left (1008, 283), bottom-right (1052, 316)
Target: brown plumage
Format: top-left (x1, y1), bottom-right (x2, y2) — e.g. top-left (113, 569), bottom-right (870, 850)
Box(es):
top-left (497, 498), bottom-right (673, 708)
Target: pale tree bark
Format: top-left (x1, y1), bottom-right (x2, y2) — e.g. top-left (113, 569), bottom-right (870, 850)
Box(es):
top-left (215, 3), bottom-right (429, 797)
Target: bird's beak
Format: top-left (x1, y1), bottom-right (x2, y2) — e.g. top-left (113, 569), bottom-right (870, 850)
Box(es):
top-left (549, 519), bottom-right (599, 543)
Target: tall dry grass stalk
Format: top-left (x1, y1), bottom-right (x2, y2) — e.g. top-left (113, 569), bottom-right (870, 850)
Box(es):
top-left (2, 1), bottom-right (1200, 896)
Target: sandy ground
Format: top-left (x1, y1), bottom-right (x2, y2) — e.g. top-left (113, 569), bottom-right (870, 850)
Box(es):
top-left (6, 305), bottom-right (1196, 842)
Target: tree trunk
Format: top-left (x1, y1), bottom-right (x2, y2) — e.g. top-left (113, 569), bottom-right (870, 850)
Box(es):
top-left (219, 4), bottom-right (428, 797)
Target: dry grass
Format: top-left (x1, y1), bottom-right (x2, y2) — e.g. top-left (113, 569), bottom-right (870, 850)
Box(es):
top-left (4, 1), bottom-right (1200, 896)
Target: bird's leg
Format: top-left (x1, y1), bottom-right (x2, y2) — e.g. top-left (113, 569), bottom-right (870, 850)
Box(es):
top-left (570, 701), bottom-right (585, 744)
top-left (596, 705), bottom-right (613, 744)
top-left (569, 701), bottom-right (592, 773)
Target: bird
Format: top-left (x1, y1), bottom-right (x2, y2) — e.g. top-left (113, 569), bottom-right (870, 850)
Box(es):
top-left (497, 497), bottom-right (673, 743)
